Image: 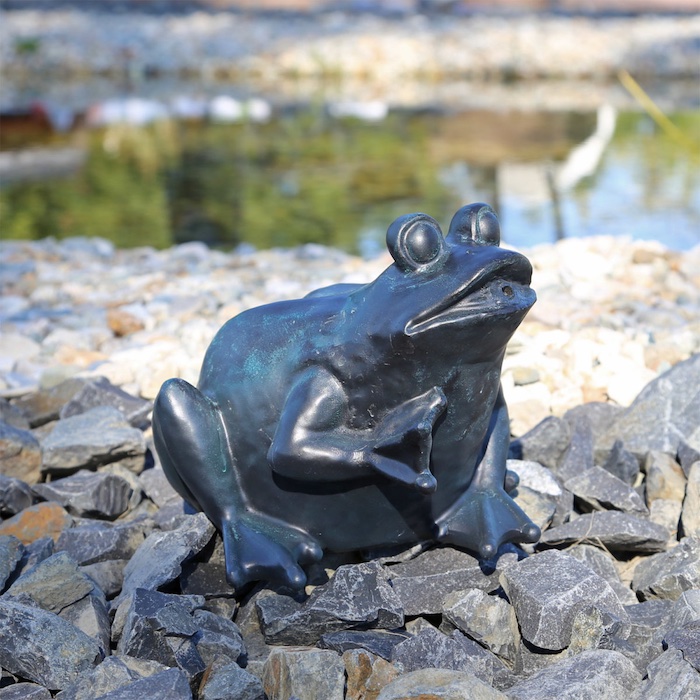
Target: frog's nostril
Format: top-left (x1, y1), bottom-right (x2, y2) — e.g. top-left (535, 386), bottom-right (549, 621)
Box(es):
top-left (502, 285), bottom-right (514, 298)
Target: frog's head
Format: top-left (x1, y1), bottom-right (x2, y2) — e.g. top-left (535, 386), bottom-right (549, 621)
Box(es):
top-left (360, 203), bottom-right (536, 361)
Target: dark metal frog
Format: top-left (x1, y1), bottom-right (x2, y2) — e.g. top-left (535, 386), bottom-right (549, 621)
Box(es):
top-left (153, 203), bottom-right (541, 591)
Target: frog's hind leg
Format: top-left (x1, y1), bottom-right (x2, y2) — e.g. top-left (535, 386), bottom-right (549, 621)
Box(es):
top-left (153, 378), bottom-right (321, 591)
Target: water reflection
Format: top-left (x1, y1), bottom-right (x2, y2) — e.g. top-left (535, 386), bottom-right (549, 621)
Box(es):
top-left (0, 98), bottom-right (698, 252)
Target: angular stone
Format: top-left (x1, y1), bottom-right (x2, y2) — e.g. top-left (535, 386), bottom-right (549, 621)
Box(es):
top-left (235, 589), bottom-right (276, 678)
top-left (644, 451), bottom-right (687, 504)
top-left (632, 536), bottom-right (700, 600)
top-left (257, 561), bottom-right (403, 645)
top-left (507, 649), bottom-right (641, 700)
top-left (139, 466), bottom-right (181, 508)
top-left (200, 662), bottom-right (265, 700)
top-left (84, 668), bottom-right (192, 700)
top-left (665, 620), bottom-right (700, 672)
top-left (343, 649), bottom-right (399, 700)
top-left (681, 461), bottom-right (700, 537)
top-left (0, 684), bottom-right (52, 699)
top-left (11, 378), bottom-right (90, 428)
top-left (54, 655), bottom-right (149, 700)
top-left (387, 546), bottom-right (499, 616)
top-left (59, 376), bottom-right (151, 428)
top-left (318, 629), bottom-right (410, 661)
top-left (664, 589), bottom-right (700, 632)
top-left (509, 459), bottom-right (571, 530)
top-left (0, 421), bottom-right (41, 482)
top-left (56, 519), bottom-right (151, 566)
top-left (261, 647), bottom-right (345, 700)
top-left (40, 406), bottom-right (146, 475)
top-left (565, 465), bottom-right (648, 515)
top-left (0, 473), bottom-right (34, 516)
top-left (599, 439), bottom-right (640, 486)
top-left (622, 599), bottom-right (672, 671)
top-left (117, 512), bottom-right (215, 605)
top-left (60, 591), bottom-right (111, 656)
top-left (678, 441), bottom-right (700, 477)
top-left (649, 498), bottom-right (682, 540)
top-left (81, 559), bottom-right (127, 599)
top-left (33, 470), bottom-right (133, 519)
top-left (115, 588), bottom-right (206, 680)
top-left (500, 550), bottom-right (629, 651)
top-left (566, 604), bottom-right (631, 656)
top-left (640, 648), bottom-right (700, 699)
top-left (192, 608), bottom-right (245, 667)
top-left (539, 511), bottom-right (669, 553)
top-left (375, 668), bottom-right (507, 700)
top-left (0, 535), bottom-right (24, 590)
top-left (568, 544), bottom-right (637, 605)
top-left (6, 551), bottom-right (96, 613)
top-left (508, 415), bottom-right (570, 471)
top-left (0, 599), bottom-right (102, 690)
top-left (0, 398), bottom-right (30, 430)
top-left (598, 354), bottom-right (700, 459)
top-left (442, 588), bottom-right (518, 664)
top-left (180, 536), bottom-right (235, 599)
top-left (0, 501), bottom-right (72, 544)
top-left (556, 408), bottom-right (595, 481)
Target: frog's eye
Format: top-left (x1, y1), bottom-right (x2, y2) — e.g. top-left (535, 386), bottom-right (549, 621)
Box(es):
top-left (387, 213), bottom-right (445, 272)
top-left (447, 203), bottom-right (501, 247)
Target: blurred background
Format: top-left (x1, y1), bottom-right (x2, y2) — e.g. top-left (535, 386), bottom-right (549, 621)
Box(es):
top-left (1, 0), bottom-right (698, 255)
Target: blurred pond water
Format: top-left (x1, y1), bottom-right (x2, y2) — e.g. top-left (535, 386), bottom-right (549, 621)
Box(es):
top-left (1, 102), bottom-right (698, 254)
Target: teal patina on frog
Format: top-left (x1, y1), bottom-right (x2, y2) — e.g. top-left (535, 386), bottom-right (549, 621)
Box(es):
top-left (153, 203), bottom-right (541, 591)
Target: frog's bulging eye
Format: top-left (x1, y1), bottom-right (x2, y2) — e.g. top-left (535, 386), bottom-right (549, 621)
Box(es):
top-left (387, 213), bottom-right (446, 272)
top-left (447, 203), bottom-right (501, 247)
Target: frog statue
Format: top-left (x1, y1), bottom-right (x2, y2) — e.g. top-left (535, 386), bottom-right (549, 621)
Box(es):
top-left (152, 203), bottom-right (541, 591)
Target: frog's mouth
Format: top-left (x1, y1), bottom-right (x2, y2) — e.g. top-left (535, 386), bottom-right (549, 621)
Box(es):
top-left (406, 254), bottom-right (535, 335)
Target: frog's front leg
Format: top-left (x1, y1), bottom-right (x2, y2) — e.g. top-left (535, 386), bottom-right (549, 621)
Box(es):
top-left (434, 387), bottom-right (541, 559)
top-left (268, 368), bottom-right (446, 493)
top-left (152, 378), bottom-right (322, 592)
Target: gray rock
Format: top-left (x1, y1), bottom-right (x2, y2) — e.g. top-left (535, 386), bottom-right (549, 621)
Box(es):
top-left (81, 559), bottom-right (127, 599)
top-left (90, 668), bottom-right (192, 700)
top-left (539, 511), bottom-right (670, 552)
top-left (343, 648), bottom-right (400, 700)
top-left (115, 588), bottom-right (206, 680)
top-left (261, 647), bottom-right (345, 700)
top-left (0, 398), bottom-right (30, 430)
top-left (568, 402), bottom-right (626, 443)
top-left (0, 421), bottom-right (41, 482)
top-left (60, 590), bottom-right (111, 656)
top-left (180, 536), bottom-right (233, 599)
top-left (556, 408), bottom-right (595, 482)
top-left (257, 561), bottom-right (403, 645)
top-left (507, 649), bottom-right (641, 700)
top-left (599, 439), bottom-right (640, 486)
top-left (442, 588), bottom-right (518, 664)
top-left (565, 465), bottom-right (649, 515)
top-left (681, 461), bottom-right (700, 537)
top-left (318, 629), bottom-right (410, 661)
top-left (0, 474), bottom-right (34, 516)
top-left (59, 376), bottom-right (151, 428)
top-left (568, 544), bottom-right (637, 605)
top-left (192, 608), bottom-right (245, 667)
top-left (56, 519), bottom-right (151, 566)
top-left (375, 667), bottom-right (507, 700)
top-left (6, 551), bottom-right (96, 613)
top-left (665, 620), bottom-right (700, 672)
top-left (567, 604), bottom-right (632, 656)
top-left (664, 589), bottom-right (700, 632)
top-left (0, 535), bottom-right (24, 591)
top-left (508, 415), bottom-right (570, 471)
top-left (640, 648), bottom-right (700, 699)
top-left (632, 536), bottom-right (700, 600)
top-left (11, 378), bottom-right (90, 428)
top-left (387, 546), bottom-right (500, 616)
top-left (40, 406), bottom-right (146, 475)
top-left (33, 470), bottom-right (133, 519)
top-left (644, 451), bottom-right (687, 504)
top-left (598, 354), bottom-right (700, 459)
top-left (621, 599), bottom-right (672, 671)
top-left (678, 441), bottom-right (700, 477)
top-left (200, 662), bottom-right (265, 700)
top-left (139, 466), bottom-right (181, 508)
top-left (0, 684), bottom-right (52, 699)
top-left (500, 550), bottom-right (629, 651)
top-left (116, 512), bottom-right (214, 605)
top-left (0, 599), bottom-right (102, 690)
top-left (509, 459), bottom-right (573, 529)
top-left (235, 589), bottom-right (276, 678)
top-left (54, 655), bottom-right (147, 700)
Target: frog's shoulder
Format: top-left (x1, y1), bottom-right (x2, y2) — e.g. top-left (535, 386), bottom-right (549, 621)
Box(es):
top-left (304, 283), bottom-right (364, 300)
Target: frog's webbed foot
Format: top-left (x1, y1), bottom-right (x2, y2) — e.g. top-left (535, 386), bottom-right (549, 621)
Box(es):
top-left (221, 513), bottom-right (323, 592)
top-left (435, 485), bottom-right (541, 560)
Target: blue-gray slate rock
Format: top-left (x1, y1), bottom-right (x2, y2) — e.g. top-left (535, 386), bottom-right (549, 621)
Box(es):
top-left (0, 683), bottom-right (52, 699)
top-left (257, 561), bottom-right (403, 646)
top-left (33, 470), bottom-right (133, 519)
top-left (506, 649), bottom-right (641, 700)
top-left (0, 421), bottom-right (41, 482)
top-left (597, 353), bottom-right (700, 459)
top-left (600, 439), bottom-right (640, 485)
top-left (508, 415), bottom-right (571, 471)
top-left (81, 559), bottom-right (127, 599)
top-left (556, 408), bottom-right (595, 482)
top-left (539, 511), bottom-right (669, 552)
top-left (60, 589), bottom-right (112, 656)
top-left (56, 519), bottom-right (151, 566)
top-left (40, 406), bottom-right (146, 475)
top-left (318, 629), bottom-right (410, 661)
top-left (11, 378), bottom-right (91, 428)
top-left (199, 662), bottom-right (265, 700)
top-left (191, 608), bottom-right (246, 667)
top-left (665, 620), bottom-right (700, 672)
top-left (59, 377), bottom-right (151, 428)
top-left (632, 537), bottom-right (700, 601)
top-left (386, 546), bottom-right (501, 616)
top-left (565, 465), bottom-right (648, 515)
top-left (500, 549), bottom-right (629, 651)
top-left (0, 535), bottom-right (24, 591)
top-left (569, 544), bottom-right (637, 605)
top-left (0, 398), bottom-right (30, 430)
top-left (0, 599), bottom-right (102, 690)
top-left (0, 474), bottom-right (34, 516)
top-left (116, 512), bottom-right (214, 605)
top-left (261, 647), bottom-right (345, 700)
top-left (621, 599), bottom-right (672, 672)
top-left (180, 536), bottom-right (232, 599)
top-left (640, 647), bottom-right (700, 699)
top-left (91, 668), bottom-right (192, 700)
